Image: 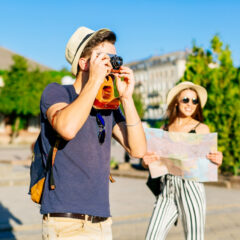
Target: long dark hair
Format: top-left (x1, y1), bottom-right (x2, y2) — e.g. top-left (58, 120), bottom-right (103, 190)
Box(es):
top-left (167, 88), bottom-right (204, 125)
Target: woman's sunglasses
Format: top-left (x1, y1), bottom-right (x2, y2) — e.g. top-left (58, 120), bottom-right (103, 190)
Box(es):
top-left (96, 113), bottom-right (105, 144)
top-left (180, 97), bottom-right (199, 105)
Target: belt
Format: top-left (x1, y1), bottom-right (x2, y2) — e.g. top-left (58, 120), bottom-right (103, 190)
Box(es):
top-left (43, 213), bottom-right (108, 223)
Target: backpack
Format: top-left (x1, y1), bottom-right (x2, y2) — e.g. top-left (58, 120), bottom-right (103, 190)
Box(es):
top-left (29, 85), bottom-right (74, 204)
top-left (29, 134), bottom-right (60, 204)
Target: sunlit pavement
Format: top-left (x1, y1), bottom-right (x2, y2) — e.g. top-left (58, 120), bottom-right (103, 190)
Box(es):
top-left (0, 176), bottom-right (240, 240)
top-left (0, 145), bottom-right (240, 240)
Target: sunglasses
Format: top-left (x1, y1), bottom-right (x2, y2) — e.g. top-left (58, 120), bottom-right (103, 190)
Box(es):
top-left (96, 113), bottom-right (105, 144)
top-left (180, 97), bottom-right (199, 105)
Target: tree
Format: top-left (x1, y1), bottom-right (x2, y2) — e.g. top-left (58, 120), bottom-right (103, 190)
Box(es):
top-left (180, 35), bottom-right (240, 176)
top-left (0, 55), bottom-right (64, 142)
top-left (132, 92), bottom-right (145, 119)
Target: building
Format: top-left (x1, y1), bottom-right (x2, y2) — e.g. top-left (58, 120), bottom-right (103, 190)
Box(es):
top-left (127, 51), bottom-right (188, 120)
top-left (0, 46), bottom-right (52, 71)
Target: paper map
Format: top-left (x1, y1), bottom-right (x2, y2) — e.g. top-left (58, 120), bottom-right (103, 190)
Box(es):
top-left (145, 128), bottom-right (218, 182)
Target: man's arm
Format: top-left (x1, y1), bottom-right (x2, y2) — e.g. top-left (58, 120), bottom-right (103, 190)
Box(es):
top-left (112, 66), bottom-right (147, 158)
top-left (46, 51), bottom-right (111, 140)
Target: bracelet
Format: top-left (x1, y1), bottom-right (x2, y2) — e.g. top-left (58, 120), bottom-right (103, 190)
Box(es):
top-left (125, 119), bottom-right (141, 127)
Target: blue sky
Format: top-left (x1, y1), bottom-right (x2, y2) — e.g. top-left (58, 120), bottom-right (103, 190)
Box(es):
top-left (0, 0), bottom-right (240, 70)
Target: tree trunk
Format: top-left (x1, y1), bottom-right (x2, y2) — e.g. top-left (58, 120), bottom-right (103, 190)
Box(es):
top-left (10, 116), bottom-right (20, 143)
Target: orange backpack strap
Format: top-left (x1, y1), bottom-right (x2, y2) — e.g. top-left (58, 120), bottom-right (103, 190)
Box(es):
top-left (109, 174), bottom-right (116, 183)
top-left (49, 106), bottom-right (67, 189)
top-left (50, 138), bottom-right (60, 190)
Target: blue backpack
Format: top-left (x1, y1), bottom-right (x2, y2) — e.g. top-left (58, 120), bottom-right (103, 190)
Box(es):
top-left (29, 85), bottom-right (74, 204)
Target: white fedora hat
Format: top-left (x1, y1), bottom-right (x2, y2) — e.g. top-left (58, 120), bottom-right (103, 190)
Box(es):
top-left (166, 81), bottom-right (208, 108)
top-left (65, 26), bottom-right (110, 76)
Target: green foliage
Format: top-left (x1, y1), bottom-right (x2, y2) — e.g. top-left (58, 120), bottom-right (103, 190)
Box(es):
top-left (0, 54), bottom-right (70, 137)
top-left (0, 70), bottom-right (7, 76)
top-left (180, 35), bottom-right (240, 176)
top-left (110, 157), bottom-right (119, 169)
top-left (132, 92), bottom-right (145, 119)
top-left (152, 119), bottom-right (166, 129)
top-left (119, 91), bottom-right (145, 119)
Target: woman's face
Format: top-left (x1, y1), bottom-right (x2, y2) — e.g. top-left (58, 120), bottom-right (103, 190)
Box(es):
top-left (177, 89), bottom-right (199, 117)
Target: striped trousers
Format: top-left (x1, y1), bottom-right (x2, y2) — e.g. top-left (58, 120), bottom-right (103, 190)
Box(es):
top-left (145, 174), bottom-right (206, 240)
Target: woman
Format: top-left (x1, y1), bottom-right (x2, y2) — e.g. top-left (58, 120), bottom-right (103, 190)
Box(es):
top-left (143, 81), bottom-right (223, 240)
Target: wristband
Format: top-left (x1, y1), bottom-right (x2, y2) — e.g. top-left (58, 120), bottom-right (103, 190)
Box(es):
top-left (125, 119), bottom-right (141, 127)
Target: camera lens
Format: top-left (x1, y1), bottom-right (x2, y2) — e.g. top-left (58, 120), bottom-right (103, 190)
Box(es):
top-left (108, 54), bottom-right (123, 70)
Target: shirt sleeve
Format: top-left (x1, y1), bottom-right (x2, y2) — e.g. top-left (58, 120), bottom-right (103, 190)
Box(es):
top-left (40, 83), bottom-right (70, 119)
top-left (112, 107), bottom-right (126, 128)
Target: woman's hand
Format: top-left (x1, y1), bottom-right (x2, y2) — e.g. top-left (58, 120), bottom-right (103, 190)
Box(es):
top-left (207, 151), bottom-right (223, 167)
top-left (142, 152), bottom-right (160, 169)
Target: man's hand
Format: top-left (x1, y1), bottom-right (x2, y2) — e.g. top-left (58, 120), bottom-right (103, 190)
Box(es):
top-left (89, 51), bottom-right (112, 86)
top-left (115, 66), bottom-right (135, 100)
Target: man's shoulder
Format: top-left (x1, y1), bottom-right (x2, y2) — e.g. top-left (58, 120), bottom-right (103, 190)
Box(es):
top-left (41, 82), bottom-right (69, 100)
top-left (40, 83), bottom-right (71, 116)
top-left (43, 82), bottom-right (63, 93)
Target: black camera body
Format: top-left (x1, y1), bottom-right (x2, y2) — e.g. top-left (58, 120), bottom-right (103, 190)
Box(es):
top-left (108, 54), bottom-right (123, 70)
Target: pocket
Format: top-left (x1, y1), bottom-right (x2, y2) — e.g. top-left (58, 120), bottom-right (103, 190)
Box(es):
top-left (42, 219), bottom-right (49, 240)
top-left (84, 220), bottom-right (102, 234)
top-left (42, 218), bottom-right (56, 240)
top-left (54, 218), bottom-right (84, 238)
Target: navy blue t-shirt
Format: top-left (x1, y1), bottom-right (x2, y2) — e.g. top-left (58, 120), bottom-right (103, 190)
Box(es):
top-left (39, 83), bottom-right (125, 217)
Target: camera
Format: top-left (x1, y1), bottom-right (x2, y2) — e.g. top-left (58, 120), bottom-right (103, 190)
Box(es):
top-left (108, 54), bottom-right (123, 70)
top-left (93, 54), bottom-right (123, 110)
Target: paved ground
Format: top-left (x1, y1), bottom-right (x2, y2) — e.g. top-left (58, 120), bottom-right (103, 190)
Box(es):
top-left (0, 176), bottom-right (240, 240)
top-left (0, 145), bottom-right (240, 240)
top-left (0, 145), bottom-right (31, 162)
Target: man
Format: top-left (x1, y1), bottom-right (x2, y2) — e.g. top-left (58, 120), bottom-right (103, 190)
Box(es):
top-left (40, 26), bottom-right (146, 239)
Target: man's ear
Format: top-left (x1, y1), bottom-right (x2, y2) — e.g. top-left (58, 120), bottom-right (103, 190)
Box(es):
top-left (78, 58), bottom-right (89, 72)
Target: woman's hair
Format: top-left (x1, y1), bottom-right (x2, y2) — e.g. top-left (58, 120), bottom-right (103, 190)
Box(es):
top-left (167, 88), bottom-right (204, 125)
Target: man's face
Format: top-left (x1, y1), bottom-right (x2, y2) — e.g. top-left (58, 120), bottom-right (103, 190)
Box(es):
top-left (79, 41), bottom-right (116, 75)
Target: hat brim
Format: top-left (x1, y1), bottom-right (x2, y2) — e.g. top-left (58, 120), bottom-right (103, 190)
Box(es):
top-left (166, 82), bottom-right (208, 108)
top-left (71, 28), bottom-right (110, 76)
